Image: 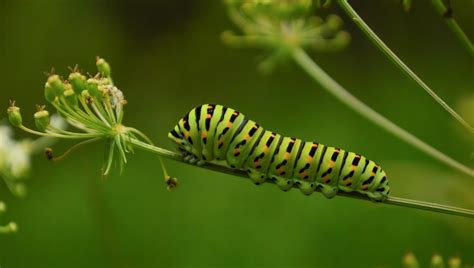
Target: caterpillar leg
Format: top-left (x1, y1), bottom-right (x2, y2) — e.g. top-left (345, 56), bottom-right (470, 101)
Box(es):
top-left (246, 168), bottom-right (266, 185)
top-left (183, 153), bottom-right (206, 166)
top-left (270, 175), bottom-right (293, 191)
top-left (365, 191), bottom-right (388, 202)
top-left (318, 184), bottom-right (338, 199)
top-left (295, 181), bottom-right (316, 196)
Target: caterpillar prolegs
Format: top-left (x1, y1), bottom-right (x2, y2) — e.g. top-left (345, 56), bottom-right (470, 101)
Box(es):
top-left (168, 104), bottom-right (390, 201)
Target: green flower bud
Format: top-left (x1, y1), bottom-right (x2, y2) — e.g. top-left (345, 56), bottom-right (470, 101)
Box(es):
top-left (12, 183), bottom-right (27, 198)
top-left (448, 257), bottom-right (461, 268)
top-left (34, 109), bottom-right (50, 131)
top-left (68, 72), bottom-right (87, 94)
top-left (0, 202), bottom-right (6, 213)
top-left (47, 74), bottom-right (65, 96)
top-left (8, 222), bottom-right (18, 233)
top-left (326, 14), bottom-right (343, 32)
top-left (87, 78), bottom-right (102, 100)
top-left (44, 82), bottom-right (57, 103)
top-left (7, 103), bottom-right (22, 127)
top-left (402, 252), bottom-right (419, 268)
top-left (401, 0), bottom-right (412, 12)
top-left (0, 222), bottom-right (18, 234)
top-left (64, 87), bottom-right (78, 107)
top-left (98, 77), bottom-right (110, 85)
top-left (430, 254), bottom-right (444, 268)
top-left (96, 57), bottom-right (111, 77)
top-left (243, 0), bottom-right (312, 18)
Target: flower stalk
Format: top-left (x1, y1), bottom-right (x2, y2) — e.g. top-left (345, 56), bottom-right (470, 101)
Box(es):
top-left (430, 0), bottom-right (474, 57)
top-left (336, 0), bottom-right (474, 134)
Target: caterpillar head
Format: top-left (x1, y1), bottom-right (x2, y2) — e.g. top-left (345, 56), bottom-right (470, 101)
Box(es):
top-left (168, 127), bottom-right (189, 155)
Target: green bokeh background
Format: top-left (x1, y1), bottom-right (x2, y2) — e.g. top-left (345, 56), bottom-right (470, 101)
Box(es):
top-left (1, 0), bottom-right (473, 267)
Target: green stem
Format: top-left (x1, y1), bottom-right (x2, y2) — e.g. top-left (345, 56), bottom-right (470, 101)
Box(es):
top-left (129, 137), bottom-right (474, 219)
top-left (337, 0), bottom-right (474, 134)
top-left (431, 0), bottom-right (474, 56)
top-left (19, 125), bottom-right (95, 139)
top-left (291, 47), bottom-right (473, 178)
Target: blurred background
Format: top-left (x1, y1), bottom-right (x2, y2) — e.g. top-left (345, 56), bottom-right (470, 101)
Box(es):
top-left (0, 0), bottom-right (473, 267)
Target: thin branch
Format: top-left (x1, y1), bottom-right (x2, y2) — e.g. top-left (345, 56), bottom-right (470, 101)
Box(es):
top-left (291, 47), bottom-right (473, 178)
top-left (337, 0), bottom-right (474, 134)
top-left (129, 138), bottom-right (474, 219)
top-left (431, 0), bottom-right (474, 57)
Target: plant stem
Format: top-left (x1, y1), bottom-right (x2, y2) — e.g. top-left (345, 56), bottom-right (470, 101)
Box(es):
top-left (129, 138), bottom-right (474, 219)
top-left (431, 0), bottom-right (474, 57)
top-left (291, 47), bottom-right (473, 178)
top-left (337, 0), bottom-right (474, 134)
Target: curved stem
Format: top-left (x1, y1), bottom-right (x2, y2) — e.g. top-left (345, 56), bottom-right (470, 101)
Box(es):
top-left (430, 0), bottom-right (474, 56)
top-left (129, 138), bottom-right (474, 219)
top-left (291, 47), bottom-right (473, 177)
top-left (337, 0), bottom-right (474, 134)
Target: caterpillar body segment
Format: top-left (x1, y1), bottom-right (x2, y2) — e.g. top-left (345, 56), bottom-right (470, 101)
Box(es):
top-left (168, 104), bottom-right (389, 201)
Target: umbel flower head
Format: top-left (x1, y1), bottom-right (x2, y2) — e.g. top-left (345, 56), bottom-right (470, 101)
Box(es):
top-left (222, 0), bottom-right (350, 72)
top-left (7, 58), bottom-right (171, 181)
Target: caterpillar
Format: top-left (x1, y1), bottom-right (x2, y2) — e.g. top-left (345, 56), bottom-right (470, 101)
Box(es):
top-left (168, 104), bottom-right (389, 201)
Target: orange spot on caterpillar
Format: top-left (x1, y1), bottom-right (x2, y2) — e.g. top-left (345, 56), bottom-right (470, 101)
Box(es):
top-left (299, 171), bottom-right (307, 179)
top-left (284, 152), bottom-right (290, 159)
top-left (254, 159), bottom-right (261, 168)
top-left (276, 166), bottom-right (285, 174)
top-left (306, 156), bottom-right (313, 162)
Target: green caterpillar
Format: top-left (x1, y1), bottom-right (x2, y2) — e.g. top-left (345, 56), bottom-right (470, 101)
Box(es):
top-left (168, 104), bottom-right (389, 201)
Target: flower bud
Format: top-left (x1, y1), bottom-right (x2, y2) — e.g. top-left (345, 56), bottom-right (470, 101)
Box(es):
top-left (98, 77), bottom-right (110, 85)
top-left (326, 15), bottom-right (343, 32)
top-left (448, 256), bottom-right (461, 268)
top-left (7, 103), bottom-right (22, 127)
top-left (430, 254), bottom-right (444, 268)
top-left (44, 82), bottom-right (57, 102)
top-left (12, 183), bottom-right (27, 198)
top-left (246, 0), bottom-right (312, 19)
top-left (402, 252), bottom-right (419, 268)
top-left (87, 78), bottom-right (103, 100)
top-left (0, 222), bottom-right (18, 234)
top-left (0, 202), bottom-right (6, 213)
top-left (165, 176), bottom-right (178, 192)
top-left (401, 0), bottom-right (412, 12)
top-left (68, 72), bottom-right (87, 94)
top-left (44, 147), bottom-right (54, 160)
top-left (8, 222), bottom-right (18, 233)
top-left (63, 84), bottom-right (78, 107)
top-left (34, 109), bottom-right (50, 131)
top-left (96, 57), bottom-right (111, 77)
top-left (47, 74), bottom-right (65, 96)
